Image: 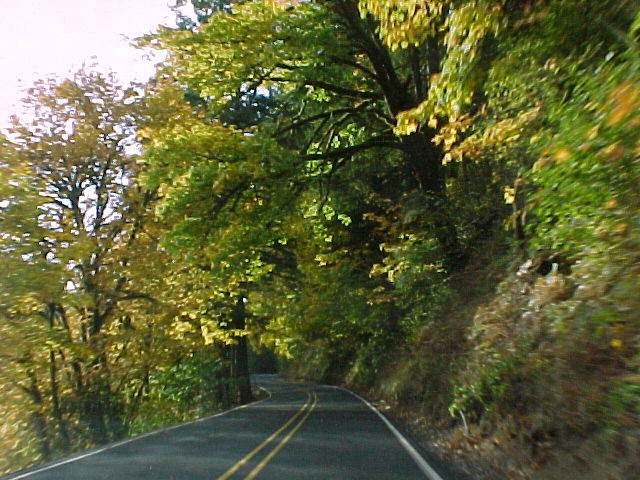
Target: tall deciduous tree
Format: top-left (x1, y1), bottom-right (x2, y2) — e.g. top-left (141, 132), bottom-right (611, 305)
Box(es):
top-left (1, 71), bottom-right (232, 469)
top-left (140, 80), bottom-right (308, 401)
top-left (6, 71), bottom-right (150, 444)
top-left (143, 0), bottom-right (497, 270)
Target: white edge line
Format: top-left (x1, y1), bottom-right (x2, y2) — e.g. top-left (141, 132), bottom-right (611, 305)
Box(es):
top-left (329, 385), bottom-right (445, 480)
top-left (4, 386), bottom-right (272, 480)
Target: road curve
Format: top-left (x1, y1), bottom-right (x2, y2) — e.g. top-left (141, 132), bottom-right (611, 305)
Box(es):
top-left (3, 375), bottom-right (446, 480)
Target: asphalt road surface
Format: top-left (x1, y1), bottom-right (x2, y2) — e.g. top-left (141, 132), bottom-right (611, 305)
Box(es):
top-left (4, 375), bottom-right (446, 480)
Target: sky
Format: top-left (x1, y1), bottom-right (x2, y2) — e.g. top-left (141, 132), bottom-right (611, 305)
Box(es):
top-left (0, 0), bottom-right (177, 126)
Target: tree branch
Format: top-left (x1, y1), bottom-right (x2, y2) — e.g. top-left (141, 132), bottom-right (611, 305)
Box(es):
top-left (304, 80), bottom-right (382, 100)
top-left (275, 102), bottom-right (373, 136)
top-left (303, 135), bottom-right (401, 161)
top-left (332, 0), bottom-right (414, 114)
top-left (330, 55), bottom-right (379, 81)
top-left (116, 291), bottom-right (159, 303)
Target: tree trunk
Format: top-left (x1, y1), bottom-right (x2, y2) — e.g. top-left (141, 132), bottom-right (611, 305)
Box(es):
top-left (401, 132), bottom-right (468, 271)
top-left (46, 304), bottom-right (71, 452)
top-left (81, 351), bottom-right (113, 445)
top-left (49, 350), bottom-right (71, 452)
top-left (230, 294), bottom-right (252, 403)
top-left (23, 368), bottom-right (52, 461)
top-left (332, 2), bottom-right (468, 271)
top-left (400, 131), bottom-right (444, 194)
top-left (83, 387), bottom-right (109, 445)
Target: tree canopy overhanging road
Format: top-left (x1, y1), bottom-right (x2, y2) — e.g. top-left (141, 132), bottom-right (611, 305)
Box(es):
top-left (2, 1), bottom-right (639, 478)
top-left (2, 376), bottom-right (449, 480)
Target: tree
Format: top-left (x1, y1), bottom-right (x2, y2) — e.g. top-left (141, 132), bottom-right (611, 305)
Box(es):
top-left (144, 0), bottom-right (498, 270)
top-left (134, 0), bottom-right (497, 387)
top-left (1, 72), bottom-right (225, 470)
top-left (139, 81), bottom-right (304, 402)
top-left (5, 71), bottom-right (151, 444)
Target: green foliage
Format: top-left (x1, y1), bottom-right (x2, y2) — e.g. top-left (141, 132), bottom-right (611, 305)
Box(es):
top-left (5, 1), bottom-right (640, 475)
top-left (450, 357), bottom-right (523, 422)
top-left (528, 64), bottom-right (640, 256)
top-left (0, 71), bottom-right (238, 474)
top-left (602, 377), bottom-right (640, 434)
top-left (129, 351), bottom-right (226, 434)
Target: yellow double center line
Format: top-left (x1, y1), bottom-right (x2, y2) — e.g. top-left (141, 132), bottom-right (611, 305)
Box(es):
top-left (216, 391), bottom-right (318, 480)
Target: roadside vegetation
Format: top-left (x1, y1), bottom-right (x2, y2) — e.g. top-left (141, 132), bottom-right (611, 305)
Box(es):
top-left (1, 1), bottom-right (639, 478)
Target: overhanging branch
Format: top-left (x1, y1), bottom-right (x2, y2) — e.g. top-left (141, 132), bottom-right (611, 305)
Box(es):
top-left (275, 102), bottom-right (374, 136)
top-left (304, 80), bottom-right (382, 101)
top-left (303, 135), bottom-right (401, 161)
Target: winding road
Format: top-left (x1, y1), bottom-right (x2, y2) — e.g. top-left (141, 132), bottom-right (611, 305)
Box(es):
top-left (4, 375), bottom-right (448, 480)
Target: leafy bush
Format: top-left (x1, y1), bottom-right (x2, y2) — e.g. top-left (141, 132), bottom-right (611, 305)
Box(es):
top-left (129, 351), bottom-right (226, 435)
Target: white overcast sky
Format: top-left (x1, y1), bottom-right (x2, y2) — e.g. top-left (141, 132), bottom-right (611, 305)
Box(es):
top-left (0, 0), bottom-right (177, 126)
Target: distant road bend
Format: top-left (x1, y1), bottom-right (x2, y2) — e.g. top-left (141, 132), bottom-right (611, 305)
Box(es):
top-left (4, 375), bottom-right (447, 480)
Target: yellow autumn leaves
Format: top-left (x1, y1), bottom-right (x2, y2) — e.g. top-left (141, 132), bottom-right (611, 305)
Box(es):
top-left (605, 80), bottom-right (640, 127)
top-left (359, 0), bottom-right (443, 50)
top-left (532, 79), bottom-right (640, 173)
